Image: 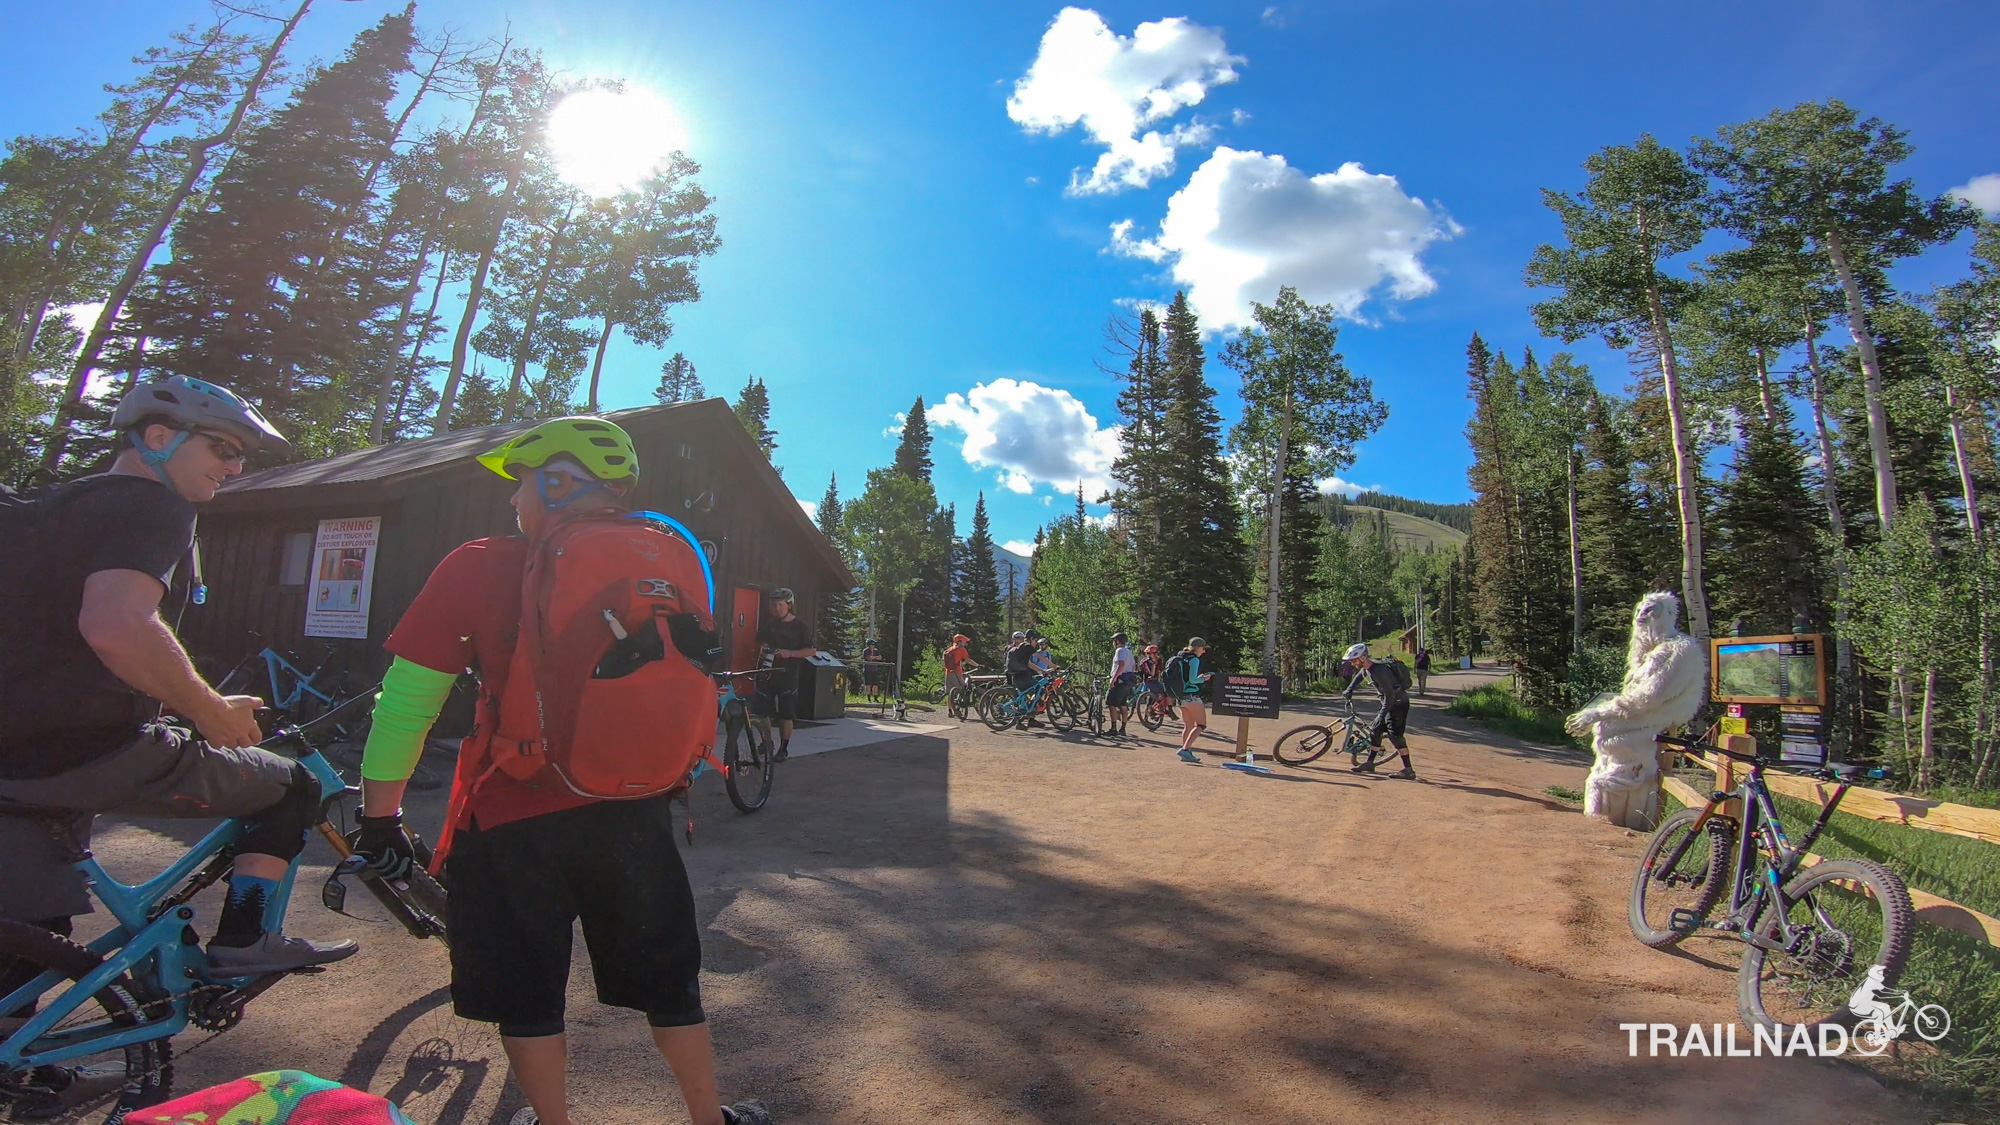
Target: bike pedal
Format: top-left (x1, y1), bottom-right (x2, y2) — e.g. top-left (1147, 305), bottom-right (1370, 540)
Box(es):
top-left (1667, 908), bottom-right (1704, 934)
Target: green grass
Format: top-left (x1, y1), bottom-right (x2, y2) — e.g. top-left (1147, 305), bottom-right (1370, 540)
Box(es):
top-left (1444, 682), bottom-right (1583, 749)
top-left (1768, 792), bottom-right (2000, 920)
top-left (1545, 785), bottom-right (1583, 806)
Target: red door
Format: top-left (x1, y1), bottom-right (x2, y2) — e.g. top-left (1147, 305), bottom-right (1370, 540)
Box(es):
top-left (730, 587), bottom-right (762, 674)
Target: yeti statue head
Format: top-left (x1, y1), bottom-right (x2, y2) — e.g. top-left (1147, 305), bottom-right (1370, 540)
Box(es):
top-left (1628, 591), bottom-right (1684, 669)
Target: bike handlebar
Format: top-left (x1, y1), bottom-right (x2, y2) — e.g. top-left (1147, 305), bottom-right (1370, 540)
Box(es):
top-left (1654, 733), bottom-right (1878, 782)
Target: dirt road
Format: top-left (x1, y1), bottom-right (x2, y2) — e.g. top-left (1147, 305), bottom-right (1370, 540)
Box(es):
top-left (80, 667), bottom-right (1938, 1124)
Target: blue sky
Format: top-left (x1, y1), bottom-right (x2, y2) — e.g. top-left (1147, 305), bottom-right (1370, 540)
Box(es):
top-left (5, 1), bottom-right (1997, 553)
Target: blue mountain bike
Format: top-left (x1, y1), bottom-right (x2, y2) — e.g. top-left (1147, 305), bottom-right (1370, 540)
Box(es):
top-left (0, 701), bottom-right (444, 1124)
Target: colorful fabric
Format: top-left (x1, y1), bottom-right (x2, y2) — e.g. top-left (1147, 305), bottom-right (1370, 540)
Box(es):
top-left (133, 1070), bottom-right (417, 1125)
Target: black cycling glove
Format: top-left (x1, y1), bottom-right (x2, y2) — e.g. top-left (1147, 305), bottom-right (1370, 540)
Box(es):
top-left (356, 812), bottom-right (418, 881)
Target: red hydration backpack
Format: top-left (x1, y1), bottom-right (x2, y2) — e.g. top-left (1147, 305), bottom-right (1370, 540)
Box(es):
top-left (436, 510), bottom-right (718, 868)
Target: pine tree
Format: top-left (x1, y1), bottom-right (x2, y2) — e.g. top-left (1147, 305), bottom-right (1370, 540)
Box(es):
top-left (654, 351), bottom-right (704, 404)
top-left (1153, 291), bottom-right (1249, 663)
top-left (451, 362), bottom-right (503, 429)
top-left (132, 9), bottom-right (419, 457)
top-left (1110, 306), bottom-right (1171, 639)
top-left (732, 375), bottom-right (776, 460)
top-left (957, 492), bottom-right (1005, 662)
top-left (1575, 392), bottom-right (1659, 642)
top-left (1709, 403), bottom-right (1829, 634)
top-left (893, 397), bottom-right (934, 481)
top-left (814, 473), bottom-right (857, 656)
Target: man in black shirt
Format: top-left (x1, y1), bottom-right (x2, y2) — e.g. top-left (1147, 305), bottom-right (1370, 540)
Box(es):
top-left (1343, 643), bottom-right (1417, 779)
top-left (754, 588), bottom-right (816, 761)
top-left (0, 377), bottom-right (356, 977)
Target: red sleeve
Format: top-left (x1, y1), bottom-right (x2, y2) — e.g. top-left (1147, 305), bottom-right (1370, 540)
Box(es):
top-left (383, 540), bottom-right (502, 675)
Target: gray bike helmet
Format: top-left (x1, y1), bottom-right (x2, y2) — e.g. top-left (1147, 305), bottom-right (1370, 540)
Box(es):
top-left (1343, 642), bottom-right (1371, 661)
top-left (113, 376), bottom-right (290, 455)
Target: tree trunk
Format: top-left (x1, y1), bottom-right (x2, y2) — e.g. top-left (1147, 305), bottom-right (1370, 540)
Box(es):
top-left (434, 157), bottom-right (524, 432)
top-left (1644, 278), bottom-right (1711, 640)
top-left (1753, 344), bottom-right (1775, 424)
top-left (585, 315), bottom-right (616, 413)
top-left (1567, 446), bottom-right (1584, 655)
top-left (1801, 303), bottom-right (1853, 687)
top-left (1919, 666), bottom-right (1937, 790)
top-left (500, 200), bottom-right (578, 423)
top-left (42, 0), bottom-right (311, 475)
top-left (1262, 387), bottom-right (1293, 674)
top-left (1823, 227), bottom-right (1899, 532)
top-left (369, 233), bottom-right (436, 444)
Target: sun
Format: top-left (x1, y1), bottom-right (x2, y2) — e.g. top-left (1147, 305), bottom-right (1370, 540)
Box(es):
top-left (546, 86), bottom-right (686, 197)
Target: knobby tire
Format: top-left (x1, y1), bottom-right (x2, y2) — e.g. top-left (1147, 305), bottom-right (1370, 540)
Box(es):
top-left (1272, 725), bottom-right (1335, 767)
top-left (1736, 857), bottom-right (1914, 1034)
top-left (722, 706), bottom-right (771, 812)
top-left (1628, 807), bottom-right (1733, 948)
top-left (0, 921), bottom-right (171, 1125)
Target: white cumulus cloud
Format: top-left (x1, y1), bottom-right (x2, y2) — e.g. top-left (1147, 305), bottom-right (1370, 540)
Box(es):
top-left (1007, 7), bottom-right (1240, 195)
top-left (1316, 476), bottom-right (1372, 498)
top-left (1001, 540), bottom-right (1040, 557)
top-left (929, 378), bottom-right (1121, 500)
top-left (1112, 146), bottom-right (1458, 330)
top-left (1950, 173), bottom-right (2000, 217)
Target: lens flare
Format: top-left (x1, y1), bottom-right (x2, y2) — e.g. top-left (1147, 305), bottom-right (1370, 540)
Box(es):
top-left (546, 86), bottom-right (686, 197)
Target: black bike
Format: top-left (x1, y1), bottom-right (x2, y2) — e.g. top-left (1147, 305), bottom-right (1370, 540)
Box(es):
top-left (1631, 733), bottom-right (1915, 1034)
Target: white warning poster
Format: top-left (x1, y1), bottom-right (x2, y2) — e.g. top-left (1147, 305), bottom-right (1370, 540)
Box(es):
top-left (304, 516), bottom-right (381, 639)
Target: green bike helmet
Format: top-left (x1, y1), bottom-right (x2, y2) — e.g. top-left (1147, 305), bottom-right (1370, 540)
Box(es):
top-left (477, 416), bottom-right (639, 487)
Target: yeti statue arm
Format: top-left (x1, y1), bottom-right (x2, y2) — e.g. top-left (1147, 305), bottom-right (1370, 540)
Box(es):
top-left (1566, 635), bottom-right (1706, 735)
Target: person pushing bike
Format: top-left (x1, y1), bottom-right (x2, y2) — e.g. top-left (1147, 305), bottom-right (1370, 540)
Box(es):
top-left (755, 587), bottom-right (815, 762)
top-left (1343, 643), bottom-right (1417, 779)
top-left (943, 634), bottom-right (977, 706)
top-left (0, 377), bottom-right (356, 980)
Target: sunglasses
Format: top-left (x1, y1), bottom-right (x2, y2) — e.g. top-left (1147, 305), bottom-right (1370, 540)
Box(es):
top-left (195, 431), bottom-right (247, 464)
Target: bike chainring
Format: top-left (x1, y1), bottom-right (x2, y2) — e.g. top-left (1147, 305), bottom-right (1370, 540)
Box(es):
top-left (187, 984), bottom-right (246, 1032)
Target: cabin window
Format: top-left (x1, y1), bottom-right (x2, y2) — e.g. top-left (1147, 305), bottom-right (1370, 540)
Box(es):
top-left (278, 531), bottom-right (314, 586)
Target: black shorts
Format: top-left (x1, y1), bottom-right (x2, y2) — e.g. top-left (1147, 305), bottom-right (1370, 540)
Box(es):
top-left (1107, 678), bottom-right (1135, 706)
top-left (443, 797), bottom-right (705, 1035)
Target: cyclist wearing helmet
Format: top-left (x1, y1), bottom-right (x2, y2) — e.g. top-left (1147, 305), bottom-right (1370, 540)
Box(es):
top-left (942, 634), bottom-right (977, 704)
top-left (860, 638), bottom-right (884, 701)
top-left (1138, 644), bottom-right (1165, 696)
top-left (1004, 630), bottom-right (1035, 693)
top-left (1106, 632), bottom-right (1137, 736)
top-left (756, 587), bottom-right (815, 761)
top-left (0, 377), bottom-right (357, 977)
top-left (354, 417), bottom-right (770, 1125)
top-left (1344, 643), bottom-right (1416, 779)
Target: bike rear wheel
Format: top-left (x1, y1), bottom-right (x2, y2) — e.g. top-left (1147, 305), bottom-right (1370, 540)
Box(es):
top-left (1628, 807), bottom-right (1733, 948)
top-left (722, 705), bottom-right (772, 812)
top-left (1136, 691), bottom-right (1166, 732)
top-left (0, 922), bottom-right (172, 1124)
top-left (1049, 690), bottom-right (1080, 733)
top-left (1736, 857), bottom-right (1914, 1034)
top-left (1271, 724), bottom-right (1336, 766)
top-left (980, 686), bottom-right (1022, 732)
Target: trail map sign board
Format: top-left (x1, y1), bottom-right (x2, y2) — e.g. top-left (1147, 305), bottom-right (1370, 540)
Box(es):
top-left (1212, 673), bottom-right (1282, 719)
top-left (304, 517), bottom-right (381, 640)
top-left (1711, 634), bottom-right (1827, 706)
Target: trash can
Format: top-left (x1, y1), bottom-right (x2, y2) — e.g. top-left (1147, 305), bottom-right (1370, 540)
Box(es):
top-left (798, 652), bottom-right (848, 720)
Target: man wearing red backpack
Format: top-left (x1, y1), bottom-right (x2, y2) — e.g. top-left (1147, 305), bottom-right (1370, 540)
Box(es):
top-left (353, 418), bottom-right (769, 1125)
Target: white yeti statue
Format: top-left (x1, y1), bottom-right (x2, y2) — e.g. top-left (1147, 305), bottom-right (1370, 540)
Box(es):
top-left (1564, 592), bottom-right (1707, 829)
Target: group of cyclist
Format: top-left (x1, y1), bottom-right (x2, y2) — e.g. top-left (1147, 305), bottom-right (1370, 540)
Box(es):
top-left (0, 379), bottom-right (771, 1125)
top-left (957, 627), bottom-right (1417, 777)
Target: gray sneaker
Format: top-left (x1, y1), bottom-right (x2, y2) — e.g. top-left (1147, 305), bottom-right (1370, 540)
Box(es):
top-left (207, 932), bottom-right (358, 976)
top-left (723, 1100), bottom-right (774, 1125)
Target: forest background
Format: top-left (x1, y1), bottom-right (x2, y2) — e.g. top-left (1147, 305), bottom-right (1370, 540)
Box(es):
top-left (2, 2), bottom-right (1997, 809)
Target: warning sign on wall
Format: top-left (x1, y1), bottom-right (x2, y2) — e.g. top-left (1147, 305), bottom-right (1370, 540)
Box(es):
top-left (304, 517), bottom-right (381, 639)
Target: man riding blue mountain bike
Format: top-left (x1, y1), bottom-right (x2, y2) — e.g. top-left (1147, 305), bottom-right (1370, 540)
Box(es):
top-left (0, 377), bottom-right (357, 986)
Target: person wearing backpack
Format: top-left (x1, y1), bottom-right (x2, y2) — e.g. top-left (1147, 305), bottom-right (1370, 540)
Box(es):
top-left (1344, 642), bottom-right (1417, 779)
top-left (1164, 638), bottom-right (1213, 764)
top-left (352, 417), bottom-right (770, 1125)
top-left (0, 377), bottom-right (357, 978)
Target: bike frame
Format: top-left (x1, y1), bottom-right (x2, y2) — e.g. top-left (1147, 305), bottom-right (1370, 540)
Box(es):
top-left (0, 748), bottom-right (346, 1073)
top-left (1661, 743), bottom-right (1853, 949)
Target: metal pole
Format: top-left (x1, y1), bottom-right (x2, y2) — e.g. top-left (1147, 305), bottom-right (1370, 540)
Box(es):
top-left (896, 595), bottom-right (906, 700)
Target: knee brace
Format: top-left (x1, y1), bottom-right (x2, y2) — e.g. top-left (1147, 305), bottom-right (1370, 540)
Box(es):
top-left (237, 762), bottom-right (320, 862)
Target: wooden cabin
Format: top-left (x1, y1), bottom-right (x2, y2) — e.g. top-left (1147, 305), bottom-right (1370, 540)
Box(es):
top-left (182, 399), bottom-right (852, 683)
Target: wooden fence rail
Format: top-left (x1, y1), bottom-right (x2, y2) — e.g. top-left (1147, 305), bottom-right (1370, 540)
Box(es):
top-left (1658, 743), bottom-right (1999, 947)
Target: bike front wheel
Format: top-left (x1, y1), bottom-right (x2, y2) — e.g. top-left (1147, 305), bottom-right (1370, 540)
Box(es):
top-left (1628, 807), bottom-right (1733, 948)
top-left (0, 921), bottom-right (172, 1124)
top-left (1272, 724), bottom-right (1335, 766)
top-left (1048, 691), bottom-right (1080, 733)
top-left (722, 706), bottom-right (772, 812)
top-left (1736, 857), bottom-right (1914, 1034)
top-left (1136, 691), bottom-right (1166, 732)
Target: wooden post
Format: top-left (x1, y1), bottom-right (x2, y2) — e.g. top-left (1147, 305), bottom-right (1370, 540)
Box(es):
top-left (1234, 715), bottom-right (1252, 758)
